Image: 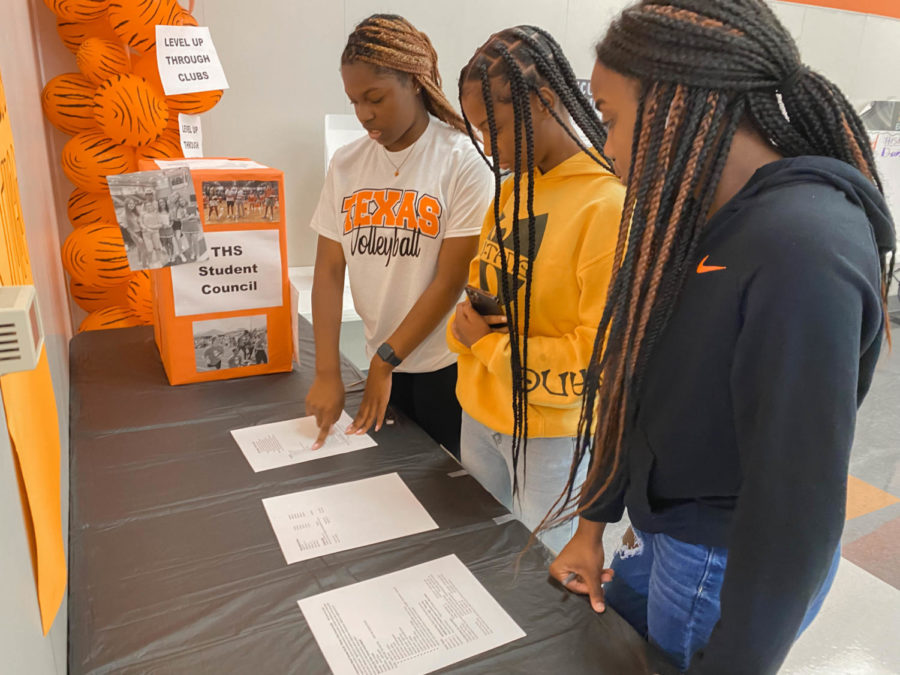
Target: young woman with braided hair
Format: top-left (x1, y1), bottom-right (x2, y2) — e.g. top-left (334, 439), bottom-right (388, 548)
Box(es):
top-left (306, 14), bottom-right (492, 457)
top-left (449, 26), bottom-right (624, 553)
top-left (546, 1), bottom-right (896, 672)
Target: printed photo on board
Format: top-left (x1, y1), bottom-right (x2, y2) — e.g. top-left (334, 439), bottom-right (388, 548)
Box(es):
top-left (108, 168), bottom-right (208, 270)
top-left (202, 180), bottom-right (280, 224)
top-left (193, 314), bottom-right (268, 373)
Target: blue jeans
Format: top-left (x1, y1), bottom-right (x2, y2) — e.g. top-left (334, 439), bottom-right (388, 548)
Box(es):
top-left (604, 528), bottom-right (841, 671)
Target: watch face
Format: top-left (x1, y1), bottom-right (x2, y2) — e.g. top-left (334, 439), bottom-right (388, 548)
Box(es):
top-left (378, 343), bottom-right (400, 366)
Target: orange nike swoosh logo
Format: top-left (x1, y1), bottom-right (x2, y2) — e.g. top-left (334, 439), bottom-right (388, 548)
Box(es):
top-left (697, 255), bottom-right (727, 274)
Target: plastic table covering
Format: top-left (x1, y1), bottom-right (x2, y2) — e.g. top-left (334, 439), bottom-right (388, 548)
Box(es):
top-left (68, 322), bottom-right (674, 675)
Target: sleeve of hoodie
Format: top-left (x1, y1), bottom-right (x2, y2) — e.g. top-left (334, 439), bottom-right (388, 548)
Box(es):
top-left (458, 194), bottom-right (621, 409)
top-left (689, 203), bottom-right (884, 674)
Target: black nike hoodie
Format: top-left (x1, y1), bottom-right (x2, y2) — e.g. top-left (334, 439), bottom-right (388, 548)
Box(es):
top-left (583, 156), bottom-right (895, 674)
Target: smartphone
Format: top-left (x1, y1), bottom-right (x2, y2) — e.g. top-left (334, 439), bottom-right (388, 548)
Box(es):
top-left (465, 285), bottom-right (505, 317)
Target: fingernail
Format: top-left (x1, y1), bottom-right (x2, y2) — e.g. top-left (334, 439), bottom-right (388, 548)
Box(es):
top-left (595, 603), bottom-right (605, 613)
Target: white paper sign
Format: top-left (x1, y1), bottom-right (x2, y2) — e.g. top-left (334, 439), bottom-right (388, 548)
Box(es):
top-left (178, 113), bottom-right (203, 158)
top-left (298, 554), bottom-right (526, 675)
top-left (170, 229), bottom-right (283, 316)
top-left (262, 473), bottom-right (438, 564)
top-left (231, 411), bottom-right (376, 472)
top-left (155, 26), bottom-right (229, 96)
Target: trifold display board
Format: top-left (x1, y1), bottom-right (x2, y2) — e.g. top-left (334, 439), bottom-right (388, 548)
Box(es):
top-left (143, 158), bottom-right (292, 385)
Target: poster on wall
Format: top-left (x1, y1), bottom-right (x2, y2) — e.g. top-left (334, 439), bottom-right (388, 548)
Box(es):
top-left (0, 68), bottom-right (66, 635)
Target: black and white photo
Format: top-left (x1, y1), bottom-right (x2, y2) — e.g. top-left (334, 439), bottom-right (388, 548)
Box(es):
top-left (193, 315), bottom-right (268, 373)
top-left (108, 168), bottom-right (208, 270)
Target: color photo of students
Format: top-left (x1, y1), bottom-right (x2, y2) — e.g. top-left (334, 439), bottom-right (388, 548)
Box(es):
top-left (203, 180), bottom-right (280, 224)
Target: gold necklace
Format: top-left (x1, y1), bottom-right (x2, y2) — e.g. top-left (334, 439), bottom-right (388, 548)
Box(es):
top-left (383, 138), bottom-right (420, 176)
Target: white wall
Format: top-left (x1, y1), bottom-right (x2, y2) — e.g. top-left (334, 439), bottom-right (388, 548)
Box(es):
top-left (0, 0), bottom-right (73, 673)
top-left (199, 0), bottom-right (900, 267)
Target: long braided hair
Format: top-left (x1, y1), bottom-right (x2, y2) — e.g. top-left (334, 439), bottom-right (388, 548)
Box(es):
top-left (342, 14), bottom-right (467, 134)
top-left (458, 26), bottom-right (611, 495)
top-left (545, 0), bottom-right (897, 526)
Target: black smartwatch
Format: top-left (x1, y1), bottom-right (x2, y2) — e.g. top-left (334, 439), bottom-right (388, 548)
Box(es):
top-left (376, 342), bottom-right (403, 368)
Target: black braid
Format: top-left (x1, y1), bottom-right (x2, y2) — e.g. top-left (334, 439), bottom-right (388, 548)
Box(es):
top-left (548, 0), bottom-right (896, 528)
top-left (459, 27), bottom-right (614, 497)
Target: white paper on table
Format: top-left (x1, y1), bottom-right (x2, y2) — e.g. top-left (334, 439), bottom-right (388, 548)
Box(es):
top-left (298, 554), bottom-right (526, 675)
top-left (262, 473), bottom-right (437, 564)
top-left (231, 411), bottom-right (375, 472)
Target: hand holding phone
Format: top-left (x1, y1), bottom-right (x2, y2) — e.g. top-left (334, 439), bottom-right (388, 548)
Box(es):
top-left (465, 285), bottom-right (505, 317)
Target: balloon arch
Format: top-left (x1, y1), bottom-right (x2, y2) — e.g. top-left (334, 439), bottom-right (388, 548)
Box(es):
top-left (40, 0), bottom-right (223, 331)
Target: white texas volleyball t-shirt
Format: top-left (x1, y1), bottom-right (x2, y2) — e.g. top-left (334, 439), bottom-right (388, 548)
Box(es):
top-left (310, 116), bottom-right (492, 373)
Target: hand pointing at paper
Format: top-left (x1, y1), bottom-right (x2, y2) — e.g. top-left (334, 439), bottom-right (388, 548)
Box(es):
top-left (305, 372), bottom-right (345, 450)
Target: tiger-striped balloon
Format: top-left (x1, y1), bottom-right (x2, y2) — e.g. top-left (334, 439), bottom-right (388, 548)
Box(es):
top-left (76, 38), bottom-right (130, 85)
top-left (44, 0), bottom-right (109, 22)
top-left (132, 51), bottom-right (224, 114)
top-left (62, 130), bottom-right (136, 191)
top-left (135, 132), bottom-right (183, 163)
top-left (66, 188), bottom-right (118, 228)
top-left (168, 90), bottom-right (224, 115)
top-left (57, 16), bottom-right (119, 54)
top-left (69, 277), bottom-right (129, 312)
top-left (62, 224), bottom-right (131, 287)
top-left (125, 270), bottom-right (154, 321)
top-left (93, 73), bottom-right (168, 146)
top-left (107, 0), bottom-right (197, 53)
top-left (41, 73), bottom-right (97, 136)
top-left (78, 305), bottom-right (145, 332)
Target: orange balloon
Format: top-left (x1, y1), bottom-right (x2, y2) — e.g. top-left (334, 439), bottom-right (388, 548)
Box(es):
top-left (76, 37), bottom-right (130, 84)
top-left (57, 16), bottom-right (119, 53)
top-left (69, 277), bottom-right (129, 312)
top-left (44, 0), bottom-right (109, 22)
top-left (131, 51), bottom-right (164, 95)
top-left (125, 270), bottom-right (153, 321)
top-left (135, 131), bottom-right (183, 162)
top-left (168, 89), bottom-right (223, 115)
top-left (78, 305), bottom-right (145, 332)
top-left (61, 224), bottom-right (131, 287)
top-left (107, 0), bottom-right (194, 53)
top-left (133, 50), bottom-right (222, 114)
top-left (41, 73), bottom-right (97, 136)
top-left (93, 73), bottom-right (169, 146)
top-left (62, 130), bottom-right (136, 192)
top-left (67, 188), bottom-right (118, 228)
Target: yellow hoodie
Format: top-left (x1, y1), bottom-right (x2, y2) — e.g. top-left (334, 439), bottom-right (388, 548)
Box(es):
top-left (448, 151), bottom-right (624, 438)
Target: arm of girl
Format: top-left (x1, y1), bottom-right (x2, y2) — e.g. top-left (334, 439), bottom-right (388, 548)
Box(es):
top-left (348, 235), bottom-right (478, 434)
top-left (305, 236), bottom-right (347, 449)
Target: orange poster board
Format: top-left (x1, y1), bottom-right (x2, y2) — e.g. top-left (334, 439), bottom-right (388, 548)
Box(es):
top-left (779, 0), bottom-right (900, 20)
top-left (143, 158), bottom-right (293, 385)
top-left (0, 69), bottom-right (66, 634)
